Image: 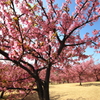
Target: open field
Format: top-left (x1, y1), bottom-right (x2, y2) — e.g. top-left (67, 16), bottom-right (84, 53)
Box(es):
top-left (50, 82), bottom-right (100, 100)
top-left (0, 81), bottom-right (100, 100)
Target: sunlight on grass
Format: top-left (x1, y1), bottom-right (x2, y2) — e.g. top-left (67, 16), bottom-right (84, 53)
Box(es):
top-left (50, 81), bottom-right (100, 100)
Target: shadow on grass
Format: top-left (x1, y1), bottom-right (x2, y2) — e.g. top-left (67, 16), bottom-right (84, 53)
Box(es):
top-left (75, 82), bottom-right (100, 87)
top-left (50, 95), bottom-right (60, 100)
top-left (66, 97), bottom-right (87, 100)
top-left (82, 82), bottom-right (100, 87)
top-left (50, 93), bottom-right (68, 100)
top-left (51, 96), bottom-right (87, 100)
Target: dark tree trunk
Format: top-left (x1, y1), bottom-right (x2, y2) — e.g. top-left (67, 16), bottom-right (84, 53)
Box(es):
top-left (95, 74), bottom-right (100, 81)
top-left (37, 81), bottom-right (44, 100)
top-left (44, 82), bottom-right (50, 100)
top-left (0, 91), bottom-right (5, 98)
top-left (79, 81), bottom-right (82, 86)
top-left (36, 78), bottom-right (50, 100)
top-left (67, 79), bottom-right (70, 83)
top-left (79, 76), bottom-right (82, 86)
top-left (36, 62), bottom-right (52, 100)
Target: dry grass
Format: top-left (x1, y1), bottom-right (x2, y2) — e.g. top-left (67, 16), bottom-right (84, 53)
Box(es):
top-left (0, 81), bottom-right (100, 100)
top-left (50, 81), bottom-right (100, 100)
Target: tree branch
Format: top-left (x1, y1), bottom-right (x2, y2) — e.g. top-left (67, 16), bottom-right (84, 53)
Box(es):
top-left (37, 0), bottom-right (50, 23)
top-left (36, 66), bottom-right (47, 72)
top-left (6, 87), bottom-right (38, 91)
top-left (74, 0), bottom-right (88, 19)
top-left (0, 50), bottom-right (36, 78)
top-left (65, 42), bottom-right (86, 47)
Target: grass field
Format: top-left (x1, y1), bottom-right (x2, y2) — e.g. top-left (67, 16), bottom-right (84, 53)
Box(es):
top-left (50, 82), bottom-right (100, 100)
top-left (0, 81), bottom-right (100, 100)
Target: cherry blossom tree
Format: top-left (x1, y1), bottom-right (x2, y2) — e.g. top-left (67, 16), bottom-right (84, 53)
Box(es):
top-left (0, 0), bottom-right (100, 100)
top-left (0, 62), bottom-right (36, 99)
top-left (89, 63), bottom-right (100, 81)
top-left (72, 58), bottom-right (95, 85)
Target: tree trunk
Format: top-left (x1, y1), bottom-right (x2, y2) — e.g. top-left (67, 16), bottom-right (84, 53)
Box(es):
top-left (79, 76), bottom-right (82, 86)
top-left (36, 80), bottom-right (50, 100)
top-left (36, 62), bottom-right (52, 100)
top-left (37, 82), bottom-right (44, 100)
top-left (44, 84), bottom-right (50, 100)
top-left (0, 91), bottom-right (5, 98)
top-left (79, 81), bottom-right (82, 86)
top-left (95, 74), bottom-right (100, 81)
top-left (36, 72), bottom-right (50, 100)
top-left (67, 79), bottom-right (70, 83)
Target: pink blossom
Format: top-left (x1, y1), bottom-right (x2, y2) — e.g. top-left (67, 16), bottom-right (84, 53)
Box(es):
top-left (92, 29), bottom-right (99, 35)
top-left (96, 7), bottom-right (100, 14)
top-left (75, 0), bottom-right (82, 4)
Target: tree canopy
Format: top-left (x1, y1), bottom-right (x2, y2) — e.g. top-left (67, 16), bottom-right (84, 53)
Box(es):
top-left (0, 0), bottom-right (100, 100)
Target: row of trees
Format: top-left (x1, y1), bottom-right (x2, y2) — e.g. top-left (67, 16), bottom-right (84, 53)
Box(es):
top-left (50, 59), bottom-right (100, 85)
top-left (0, 0), bottom-right (100, 100)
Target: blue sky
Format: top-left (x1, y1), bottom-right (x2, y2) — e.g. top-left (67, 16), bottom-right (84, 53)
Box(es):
top-left (42, 0), bottom-right (100, 62)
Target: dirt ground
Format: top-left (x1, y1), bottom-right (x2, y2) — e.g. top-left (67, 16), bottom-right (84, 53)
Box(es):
top-left (1, 81), bottom-right (100, 100)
